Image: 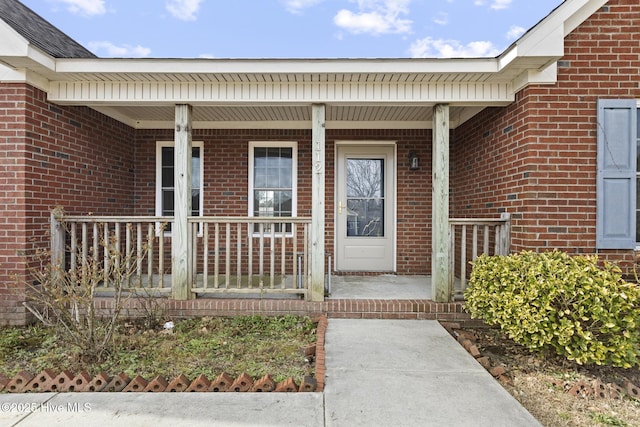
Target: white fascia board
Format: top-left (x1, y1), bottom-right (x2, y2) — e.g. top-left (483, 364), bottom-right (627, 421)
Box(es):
top-left (48, 80), bottom-right (514, 105)
top-left (0, 63), bottom-right (25, 80)
top-left (25, 46), bottom-right (57, 72)
top-left (0, 64), bottom-right (50, 91)
top-left (0, 21), bottom-right (56, 73)
top-left (512, 63), bottom-right (558, 93)
top-left (0, 21), bottom-right (29, 57)
top-left (564, 0), bottom-right (609, 37)
top-left (52, 57), bottom-right (500, 76)
top-left (499, 0), bottom-right (607, 72)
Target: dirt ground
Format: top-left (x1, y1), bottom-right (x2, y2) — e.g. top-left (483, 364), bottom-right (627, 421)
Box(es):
top-left (456, 327), bottom-right (640, 427)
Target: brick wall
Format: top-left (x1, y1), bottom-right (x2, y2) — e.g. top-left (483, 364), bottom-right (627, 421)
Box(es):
top-left (133, 128), bottom-right (432, 275)
top-left (0, 83), bottom-right (135, 325)
top-left (0, 84), bottom-right (29, 325)
top-left (452, 0), bottom-right (640, 273)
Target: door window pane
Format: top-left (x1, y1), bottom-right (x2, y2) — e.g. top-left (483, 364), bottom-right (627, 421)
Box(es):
top-left (347, 159), bottom-right (383, 198)
top-left (346, 159), bottom-right (384, 237)
top-left (347, 199), bottom-right (383, 237)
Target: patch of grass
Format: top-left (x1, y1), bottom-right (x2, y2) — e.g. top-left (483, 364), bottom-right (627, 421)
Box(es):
top-left (0, 315), bottom-right (317, 383)
top-left (590, 411), bottom-right (628, 427)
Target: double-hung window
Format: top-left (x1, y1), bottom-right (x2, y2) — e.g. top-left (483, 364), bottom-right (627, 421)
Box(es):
top-left (156, 141), bottom-right (204, 232)
top-left (596, 100), bottom-right (639, 249)
top-left (248, 141), bottom-right (297, 235)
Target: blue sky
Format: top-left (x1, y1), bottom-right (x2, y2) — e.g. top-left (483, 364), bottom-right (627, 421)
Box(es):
top-left (19, 0), bottom-right (563, 58)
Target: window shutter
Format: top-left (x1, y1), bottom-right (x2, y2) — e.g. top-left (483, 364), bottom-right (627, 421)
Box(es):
top-left (596, 99), bottom-right (637, 249)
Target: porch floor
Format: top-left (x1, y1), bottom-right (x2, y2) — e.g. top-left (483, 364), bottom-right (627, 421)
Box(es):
top-left (328, 274), bottom-right (432, 300)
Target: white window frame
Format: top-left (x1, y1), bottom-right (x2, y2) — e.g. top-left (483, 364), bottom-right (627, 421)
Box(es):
top-left (155, 140), bottom-right (204, 235)
top-left (248, 141), bottom-right (298, 237)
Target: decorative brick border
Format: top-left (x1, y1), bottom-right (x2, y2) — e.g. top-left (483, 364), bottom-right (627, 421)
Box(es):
top-left (0, 314), bottom-right (328, 394)
top-left (441, 322), bottom-right (640, 402)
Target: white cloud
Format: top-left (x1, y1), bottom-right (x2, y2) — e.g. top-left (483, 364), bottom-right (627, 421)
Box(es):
top-left (54, 0), bottom-right (106, 16)
top-left (88, 41), bottom-right (152, 57)
top-left (474, 0), bottom-right (511, 9)
top-left (334, 0), bottom-right (412, 35)
top-left (409, 37), bottom-right (500, 58)
top-left (490, 0), bottom-right (511, 10)
top-left (166, 0), bottom-right (203, 21)
top-left (282, 0), bottom-right (325, 14)
top-left (433, 12), bottom-right (448, 26)
top-left (506, 25), bottom-right (525, 40)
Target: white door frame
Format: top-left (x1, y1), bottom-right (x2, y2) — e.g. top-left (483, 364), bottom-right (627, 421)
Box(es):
top-left (334, 140), bottom-right (397, 272)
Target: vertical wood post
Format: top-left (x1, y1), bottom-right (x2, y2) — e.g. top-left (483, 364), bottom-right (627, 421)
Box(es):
top-left (51, 207), bottom-right (66, 275)
top-left (432, 104), bottom-right (451, 302)
top-left (499, 212), bottom-right (511, 255)
top-left (310, 104), bottom-right (326, 301)
top-left (172, 104), bottom-right (193, 300)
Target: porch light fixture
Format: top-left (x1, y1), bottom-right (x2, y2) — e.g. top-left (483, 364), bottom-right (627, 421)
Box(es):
top-left (408, 151), bottom-right (419, 170)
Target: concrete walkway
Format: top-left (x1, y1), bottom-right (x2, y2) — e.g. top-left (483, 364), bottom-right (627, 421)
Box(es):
top-left (0, 319), bottom-right (540, 427)
top-left (324, 319), bottom-right (541, 427)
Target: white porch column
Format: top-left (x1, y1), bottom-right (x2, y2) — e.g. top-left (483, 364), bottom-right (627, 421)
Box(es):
top-left (432, 104), bottom-right (451, 302)
top-left (310, 104), bottom-right (326, 301)
top-left (172, 104), bottom-right (193, 300)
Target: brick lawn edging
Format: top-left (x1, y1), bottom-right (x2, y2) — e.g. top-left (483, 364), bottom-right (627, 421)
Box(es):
top-left (0, 315), bottom-right (327, 394)
top-left (441, 322), bottom-right (640, 402)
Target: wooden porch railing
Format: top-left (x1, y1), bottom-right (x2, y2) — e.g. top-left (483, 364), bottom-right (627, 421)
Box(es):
top-left (50, 211), bottom-right (312, 298)
top-left (449, 212), bottom-right (511, 297)
top-left (51, 214), bottom-right (171, 292)
top-left (187, 217), bottom-right (312, 296)
top-left (51, 210), bottom-right (509, 301)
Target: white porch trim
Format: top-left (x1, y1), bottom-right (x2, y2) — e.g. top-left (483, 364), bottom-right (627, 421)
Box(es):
top-left (46, 81), bottom-right (515, 105)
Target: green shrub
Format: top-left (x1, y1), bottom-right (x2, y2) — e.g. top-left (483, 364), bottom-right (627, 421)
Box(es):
top-left (464, 250), bottom-right (640, 368)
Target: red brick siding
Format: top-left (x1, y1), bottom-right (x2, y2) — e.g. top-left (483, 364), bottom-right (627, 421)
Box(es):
top-left (452, 0), bottom-right (640, 273)
top-left (0, 84), bottom-right (29, 325)
top-left (133, 129), bottom-right (432, 275)
top-left (0, 83), bottom-right (135, 324)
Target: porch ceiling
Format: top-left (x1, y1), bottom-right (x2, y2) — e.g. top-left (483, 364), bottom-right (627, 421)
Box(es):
top-left (93, 104), bottom-right (480, 130)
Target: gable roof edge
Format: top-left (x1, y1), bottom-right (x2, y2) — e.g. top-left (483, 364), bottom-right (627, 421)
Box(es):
top-left (498, 0), bottom-right (608, 89)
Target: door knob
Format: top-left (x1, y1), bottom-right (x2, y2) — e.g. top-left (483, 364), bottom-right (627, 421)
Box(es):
top-left (338, 201), bottom-right (343, 214)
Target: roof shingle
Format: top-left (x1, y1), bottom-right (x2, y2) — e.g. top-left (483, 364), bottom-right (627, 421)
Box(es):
top-left (0, 0), bottom-right (96, 58)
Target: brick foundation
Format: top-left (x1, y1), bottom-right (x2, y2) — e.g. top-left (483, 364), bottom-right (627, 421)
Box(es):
top-left (101, 297), bottom-right (471, 323)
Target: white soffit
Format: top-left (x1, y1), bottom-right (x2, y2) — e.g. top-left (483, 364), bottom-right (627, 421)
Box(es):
top-left (91, 104), bottom-right (477, 130)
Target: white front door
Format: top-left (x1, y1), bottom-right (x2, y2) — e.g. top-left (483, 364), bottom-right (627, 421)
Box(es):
top-left (335, 145), bottom-right (395, 271)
